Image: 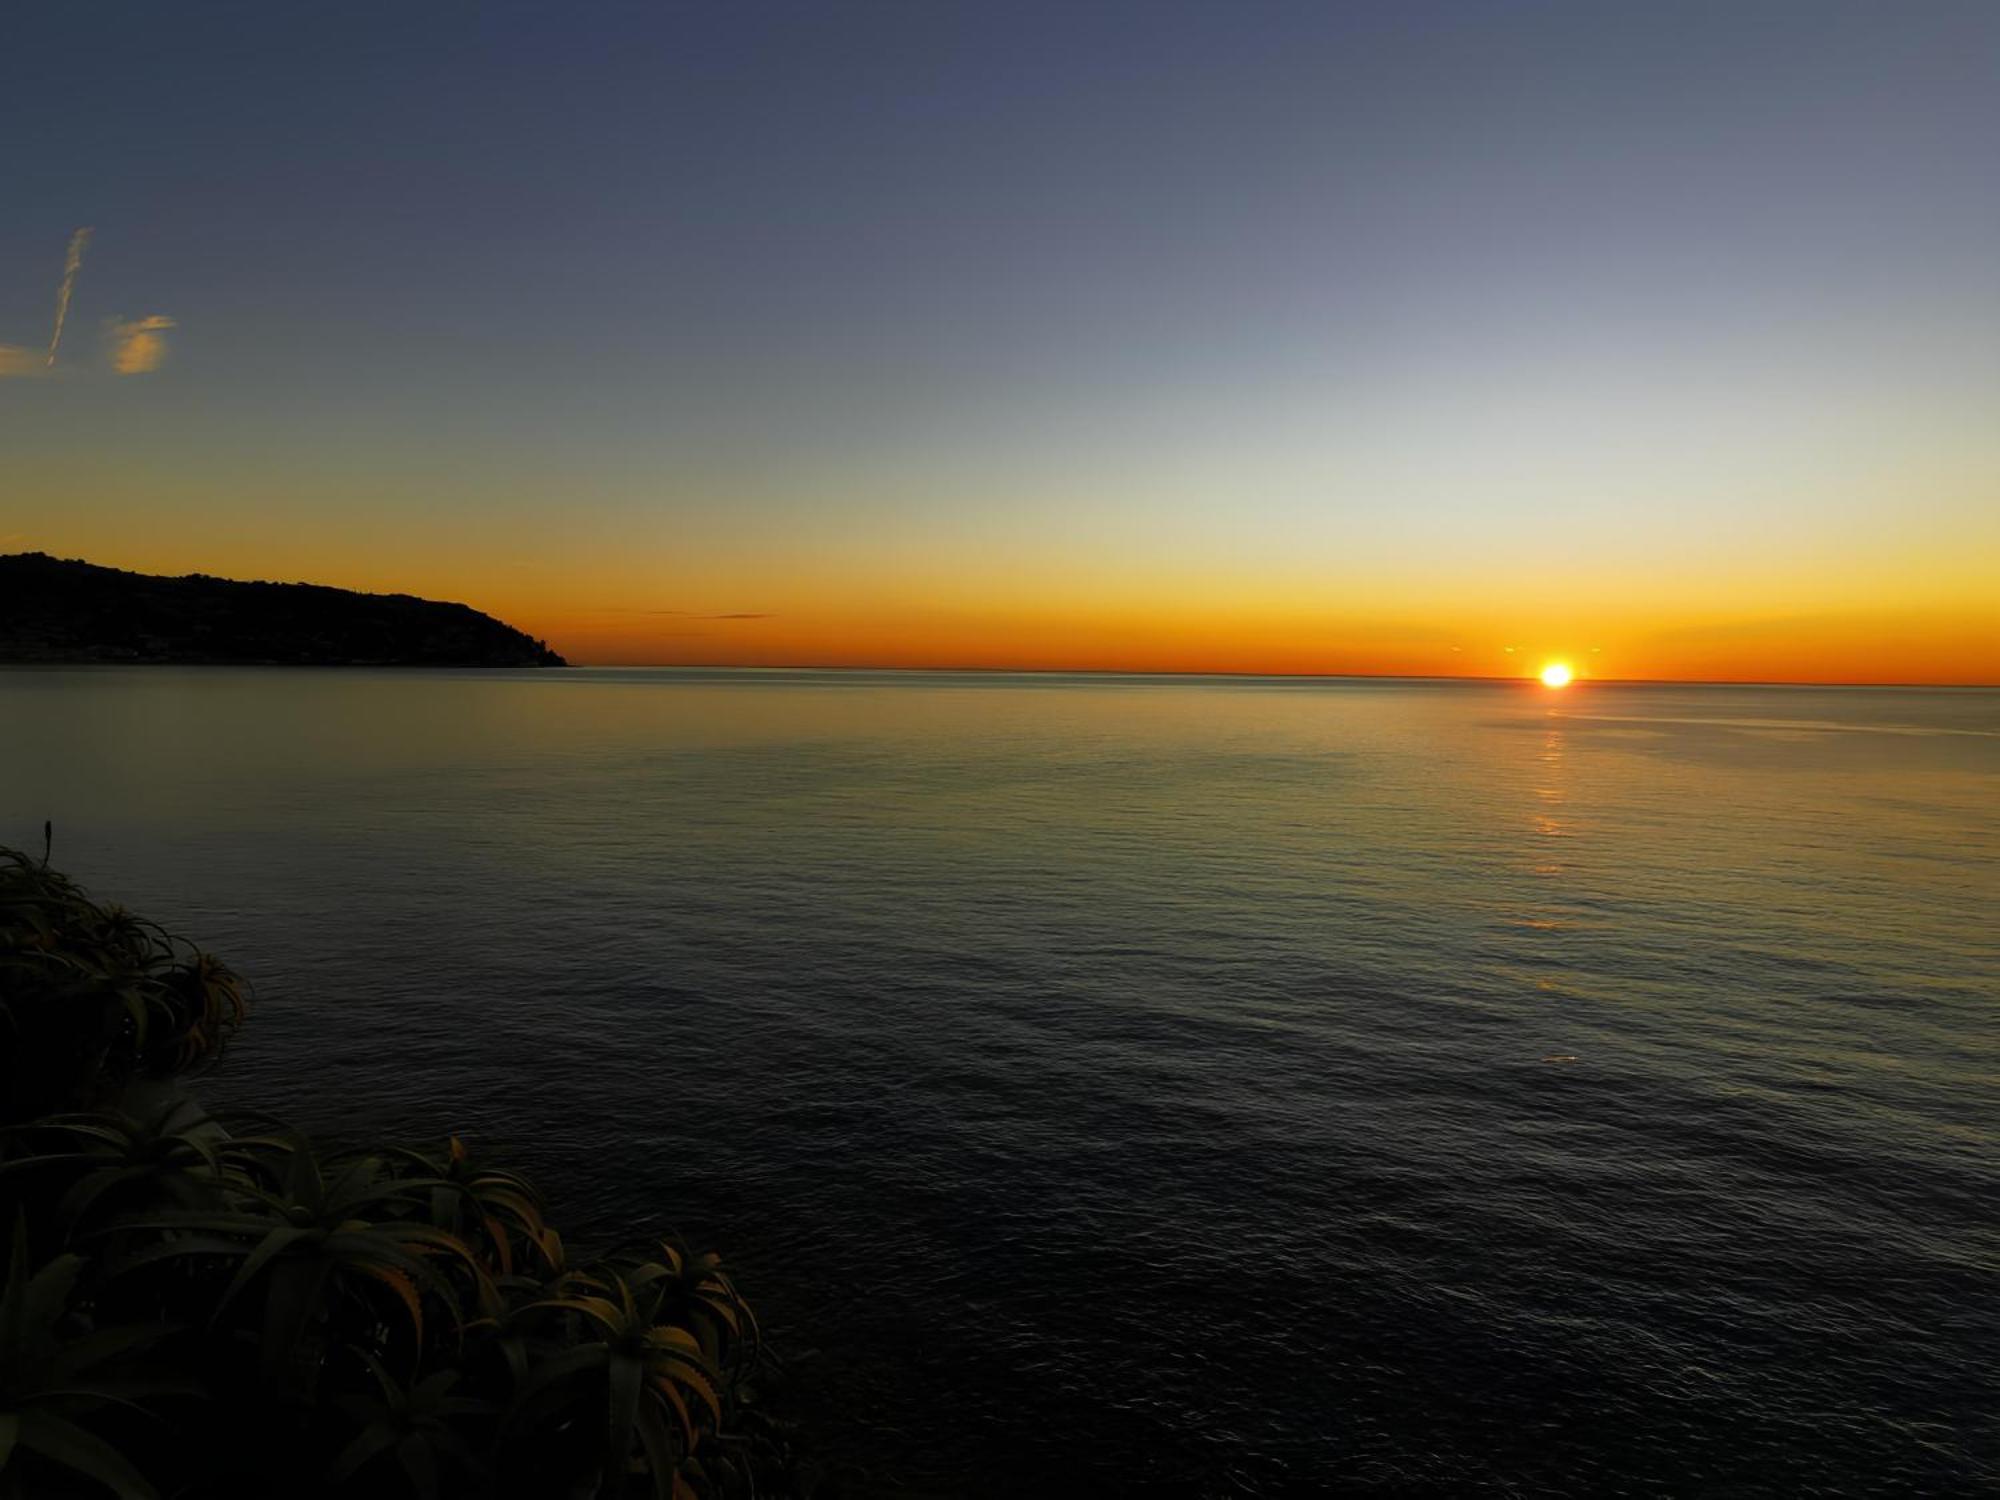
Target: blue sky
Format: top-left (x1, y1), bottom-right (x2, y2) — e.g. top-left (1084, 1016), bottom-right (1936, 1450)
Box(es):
top-left (5, 2), bottom-right (1997, 676)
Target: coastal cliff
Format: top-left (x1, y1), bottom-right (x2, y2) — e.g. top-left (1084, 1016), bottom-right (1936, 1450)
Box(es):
top-left (0, 553), bottom-right (566, 667)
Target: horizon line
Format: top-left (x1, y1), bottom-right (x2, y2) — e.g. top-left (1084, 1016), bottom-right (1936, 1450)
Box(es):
top-left (11, 553), bottom-right (1992, 690)
top-left (556, 662), bottom-right (2000, 690)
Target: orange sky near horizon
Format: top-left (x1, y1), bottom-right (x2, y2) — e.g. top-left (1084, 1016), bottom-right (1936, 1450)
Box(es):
top-left (17, 528), bottom-right (1996, 685)
top-left (8, 5), bottom-right (2000, 690)
top-left (539, 612), bottom-right (2000, 686)
top-left (440, 597), bottom-right (2000, 685)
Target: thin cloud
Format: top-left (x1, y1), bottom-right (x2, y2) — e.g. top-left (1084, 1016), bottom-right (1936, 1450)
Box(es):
top-left (568, 607), bottom-right (776, 620)
top-left (108, 315), bottom-right (175, 374)
top-left (45, 227), bottom-right (92, 367)
top-left (522, 606), bottom-right (680, 617)
top-left (4, 231), bottom-right (176, 380)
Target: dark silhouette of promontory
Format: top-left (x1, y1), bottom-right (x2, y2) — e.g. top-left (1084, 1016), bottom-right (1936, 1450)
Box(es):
top-left (0, 553), bottom-right (567, 666)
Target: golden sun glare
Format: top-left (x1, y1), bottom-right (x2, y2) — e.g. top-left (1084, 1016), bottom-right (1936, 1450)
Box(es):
top-left (1540, 662), bottom-right (1574, 688)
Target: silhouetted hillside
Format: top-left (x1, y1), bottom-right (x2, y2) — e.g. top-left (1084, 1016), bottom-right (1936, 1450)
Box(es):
top-left (0, 554), bottom-right (567, 666)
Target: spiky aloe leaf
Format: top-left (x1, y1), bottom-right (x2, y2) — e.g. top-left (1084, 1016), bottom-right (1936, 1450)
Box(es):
top-left (14, 1409), bottom-right (157, 1500)
top-left (647, 1375), bottom-right (696, 1452)
top-left (397, 1431), bottom-right (439, 1500)
top-left (327, 1418), bottom-right (402, 1488)
top-left (56, 1167), bottom-right (161, 1233)
top-left (631, 1400), bottom-right (679, 1500)
top-left (353, 1262), bottom-right (425, 1347)
top-left (210, 1224), bottom-right (321, 1328)
top-left (48, 1322), bottom-right (176, 1381)
top-left (21, 1253), bottom-right (83, 1350)
top-left (510, 1343), bottom-right (608, 1411)
top-left (0, 1213), bottom-right (30, 1355)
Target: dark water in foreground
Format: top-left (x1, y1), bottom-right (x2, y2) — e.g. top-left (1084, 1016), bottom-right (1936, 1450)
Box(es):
top-left (4, 668), bottom-right (1996, 1494)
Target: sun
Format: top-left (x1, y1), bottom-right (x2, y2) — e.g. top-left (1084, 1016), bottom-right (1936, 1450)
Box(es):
top-left (1540, 662), bottom-right (1573, 688)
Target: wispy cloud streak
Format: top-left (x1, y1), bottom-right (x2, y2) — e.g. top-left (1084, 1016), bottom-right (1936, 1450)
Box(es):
top-left (569, 608), bottom-right (777, 620)
top-left (45, 227), bottom-right (92, 368)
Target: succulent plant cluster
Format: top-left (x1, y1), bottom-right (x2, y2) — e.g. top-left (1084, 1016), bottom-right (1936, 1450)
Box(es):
top-left (1, 846), bottom-right (247, 1124)
top-left (0, 847), bottom-right (812, 1498)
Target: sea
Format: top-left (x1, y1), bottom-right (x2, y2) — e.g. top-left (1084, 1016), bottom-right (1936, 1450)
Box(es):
top-left (2, 667), bottom-right (1994, 1494)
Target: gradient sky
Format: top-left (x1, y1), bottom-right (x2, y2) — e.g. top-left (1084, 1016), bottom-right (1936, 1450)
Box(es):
top-left (4, 1), bottom-right (1997, 680)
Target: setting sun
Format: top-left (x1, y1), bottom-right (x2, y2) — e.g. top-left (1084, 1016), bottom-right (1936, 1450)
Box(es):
top-left (1540, 663), bottom-right (1574, 688)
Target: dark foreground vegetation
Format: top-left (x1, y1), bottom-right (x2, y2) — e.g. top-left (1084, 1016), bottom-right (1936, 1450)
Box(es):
top-left (0, 554), bottom-right (565, 667)
top-left (0, 842), bottom-right (820, 1498)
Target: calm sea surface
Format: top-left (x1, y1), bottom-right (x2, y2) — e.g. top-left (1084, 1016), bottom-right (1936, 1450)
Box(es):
top-left (3, 668), bottom-right (1995, 1494)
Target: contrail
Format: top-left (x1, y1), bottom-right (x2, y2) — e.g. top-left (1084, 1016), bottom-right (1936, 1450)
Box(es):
top-left (45, 226), bottom-right (93, 368)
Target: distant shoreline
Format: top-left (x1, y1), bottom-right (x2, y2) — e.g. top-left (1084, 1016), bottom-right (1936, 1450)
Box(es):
top-left (0, 553), bottom-right (567, 669)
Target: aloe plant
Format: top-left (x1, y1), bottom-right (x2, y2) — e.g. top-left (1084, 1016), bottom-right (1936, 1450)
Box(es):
top-left (326, 1350), bottom-right (495, 1499)
top-left (0, 847), bottom-right (817, 1498)
top-left (380, 1136), bottom-right (560, 1282)
top-left (0, 1097), bottom-right (228, 1241)
top-left (507, 1264), bottom-right (731, 1499)
top-left (0, 849), bottom-right (246, 1123)
top-left (106, 1134), bottom-right (492, 1394)
top-left (0, 1217), bottom-right (194, 1500)
top-left (622, 1238), bottom-right (760, 1385)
